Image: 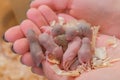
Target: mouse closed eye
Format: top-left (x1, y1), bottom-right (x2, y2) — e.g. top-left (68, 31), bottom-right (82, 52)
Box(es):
top-left (51, 24), bottom-right (65, 37)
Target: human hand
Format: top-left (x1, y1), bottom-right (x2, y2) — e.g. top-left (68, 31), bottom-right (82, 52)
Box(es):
top-left (31, 0), bottom-right (120, 39)
top-left (3, 0), bottom-right (120, 80)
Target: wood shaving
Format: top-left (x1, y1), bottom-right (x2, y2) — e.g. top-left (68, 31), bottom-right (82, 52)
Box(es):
top-left (49, 20), bottom-right (120, 76)
top-left (51, 65), bottom-right (80, 77)
top-left (93, 47), bottom-right (120, 68)
top-left (94, 47), bottom-right (107, 60)
top-left (58, 17), bottom-right (65, 25)
top-left (50, 20), bottom-right (56, 27)
top-left (47, 58), bottom-right (60, 64)
top-left (91, 26), bottom-right (100, 49)
top-left (106, 36), bottom-right (118, 48)
top-left (0, 40), bottom-right (47, 80)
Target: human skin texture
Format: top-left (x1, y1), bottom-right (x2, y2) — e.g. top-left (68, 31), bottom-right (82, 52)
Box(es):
top-left (31, 0), bottom-right (120, 39)
top-left (3, 0), bottom-right (120, 80)
top-left (42, 35), bottom-right (120, 80)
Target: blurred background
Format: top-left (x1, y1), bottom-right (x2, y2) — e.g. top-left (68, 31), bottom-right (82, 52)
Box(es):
top-left (0, 0), bottom-right (46, 80)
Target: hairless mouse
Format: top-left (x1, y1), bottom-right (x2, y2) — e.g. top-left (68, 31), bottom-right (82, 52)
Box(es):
top-left (26, 29), bottom-right (45, 67)
top-left (65, 21), bottom-right (92, 41)
top-left (62, 37), bottom-right (81, 70)
top-left (69, 57), bottom-right (80, 70)
top-left (78, 37), bottom-right (92, 68)
top-left (39, 33), bottom-right (63, 62)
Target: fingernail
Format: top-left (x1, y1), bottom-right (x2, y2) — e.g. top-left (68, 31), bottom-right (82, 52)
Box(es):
top-left (30, 0), bottom-right (35, 3)
top-left (20, 57), bottom-right (24, 64)
top-left (11, 45), bottom-right (16, 53)
top-left (31, 67), bottom-right (35, 73)
top-left (2, 34), bottom-right (8, 42)
top-left (38, 63), bottom-right (43, 69)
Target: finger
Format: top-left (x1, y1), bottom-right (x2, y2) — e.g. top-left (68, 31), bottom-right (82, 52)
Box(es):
top-left (38, 5), bottom-right (58, 25)
top-left (58, 13), bottom-right (77, 22)
top-left (30, 0), bottom-right (53, 9)
top-left (40, 26), bottom-right (52, 34)
top-left (20, 19), bottom-right (41, 36)
top-left (12, 38), bottom-right (29, 55)
top-left (27, 8), bottom-right (48, 28)
top-left (31, 67), bottom-right (44, 76)
top-left (69, 0), bottom-right (120, 39)
top-left (20, 52), bottom-right (35, 67)
top-left (4, 26), bottom-right (24, 42)
top-left (30, 0), bottom-right (70, 11)
top-left (42, 61), bottom-right (74, 80)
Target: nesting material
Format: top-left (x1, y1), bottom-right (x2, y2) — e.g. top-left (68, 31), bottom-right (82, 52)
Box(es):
top-left (0, 40), bottom-right (47, 80)
top-left (94, 47), bottom-right (107, 60)
top-left (51, 65), bottom-right (80, 77)
top-left (106, 36), bottom-right (118, 48)
top-left (91, 26), bottom-right (100, 49)
top-left (26, 18), bottom-right (120, 77)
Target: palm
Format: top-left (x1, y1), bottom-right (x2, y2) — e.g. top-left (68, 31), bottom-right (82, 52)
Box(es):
top-left (4, 0), bottom-right (120, 80)
top-left (31, 0), bottom-right (120, 38)
top-left (42, 35), bottom-right (120, 80)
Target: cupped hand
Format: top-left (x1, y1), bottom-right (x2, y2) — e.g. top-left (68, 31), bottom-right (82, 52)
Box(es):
top-left (31, 0), bottom-right (120, 39)
top-left (3, 0), bottom-right (120, 80)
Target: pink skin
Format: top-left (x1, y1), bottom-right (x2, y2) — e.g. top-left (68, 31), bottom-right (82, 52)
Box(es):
top-left (39, 33), bottom-right (63, 61)
top-left (27, 8), bottom-right (48, 28)
top-left (69, 57), bottom-right (80, 70)
top-left (38, 5), bottom-right (58, 24)
top-left (20, 19), bottom-right (41, 36)
top-left (78, 37), bottom-right (92, 68)
top-left (26, 29), bottom-right (45, 67)
top-left (62, 37), bottom-right (81, 70)
top-left (13, 38), bottom-right (29, 54)
top-left (65, 21), bottom-right (92, 41)
top-left (3, 0), bottom-right (120, 79)
top-left (65, 26), bottom-right (79, 41)
top-left (31, 0), bottom-right (120, 39)
top-left (30, 0), bottom-right (69, 11)
top-left (21, 34), bottom-right (120, 80)
top-left (58, 13), bottom-right (77, 22)
top-left (21, 52), bottom-right (35, 67)
top-left (4, 26), bottom-right (24, 42)
top-left (31, 67), bottom-right (44, 76)
top-left (40, 26), bottom-right (52, 34)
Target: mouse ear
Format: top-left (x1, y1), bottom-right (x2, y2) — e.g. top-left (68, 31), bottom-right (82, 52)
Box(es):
top-left (51, 64), bottom-right (80, 77)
